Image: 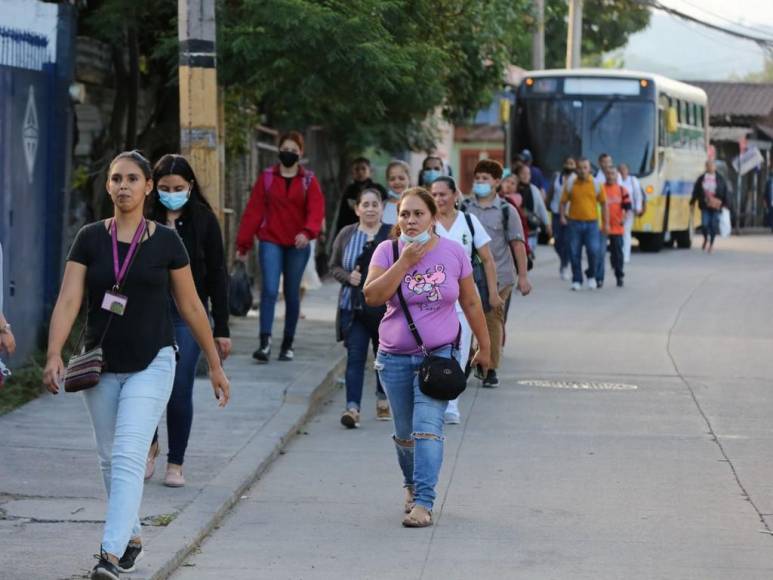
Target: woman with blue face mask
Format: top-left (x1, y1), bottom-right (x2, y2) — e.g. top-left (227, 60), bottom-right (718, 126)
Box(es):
top-left (418, 155), bottom-right (445, 187)
top-left (144, 154), bottom-right (232, 488)
top-left (384, 160), bottom-right (412, 226)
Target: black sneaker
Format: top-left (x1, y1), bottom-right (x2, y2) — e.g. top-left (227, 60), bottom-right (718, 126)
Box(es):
top-left (118, 542), bottom-right (143, 573)
top-left (482, 369), bottom-right (499, 388)
top-left (252, 337), bottom-right (271, 364)
top-left (91, 555), bottom-right (120, 580)
top-left (616, 278), bottom-right (624, 288)
top-left (596, 280), bottom-right (604, 289)
top-left (278, 337), bottom-right (294, 361)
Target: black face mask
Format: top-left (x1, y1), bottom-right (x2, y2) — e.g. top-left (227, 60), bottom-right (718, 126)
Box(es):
top-left (278, 151), bottom-right (299, 168)
top-left (563, 167), bottom-right (574, 175)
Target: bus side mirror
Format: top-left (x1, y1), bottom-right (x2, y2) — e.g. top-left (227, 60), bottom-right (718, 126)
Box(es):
top-left (666, 107), bottom-right (678, 133)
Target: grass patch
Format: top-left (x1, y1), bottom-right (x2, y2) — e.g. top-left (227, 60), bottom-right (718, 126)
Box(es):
top-left (0, 351), bottom-right (47, 415)
top-left (145, 512), bottom-right (177, 527)
top-left (0, 315), bottom-right (85, 416)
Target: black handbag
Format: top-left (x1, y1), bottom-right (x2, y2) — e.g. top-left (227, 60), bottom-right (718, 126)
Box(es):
top-left (391, 240), bottom-right (466, 401)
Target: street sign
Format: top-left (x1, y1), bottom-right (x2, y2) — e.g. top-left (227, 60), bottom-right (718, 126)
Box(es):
top-left (732, 146), bottom-right (763, 176)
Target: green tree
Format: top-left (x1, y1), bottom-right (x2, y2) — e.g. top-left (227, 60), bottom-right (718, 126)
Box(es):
top-left (543, 0), bottom-right (651, 69)
top-left (219, 0), bottom-right (532, 160)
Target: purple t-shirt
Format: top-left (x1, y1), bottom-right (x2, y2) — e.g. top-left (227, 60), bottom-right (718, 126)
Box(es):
top-left (371, 237), bottom-right (472, 355)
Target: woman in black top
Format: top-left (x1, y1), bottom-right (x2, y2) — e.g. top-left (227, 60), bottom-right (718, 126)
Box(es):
top-left (144, 154), bottom-right (231, 488)
top-left (42, 151), bottom-right (230, 580)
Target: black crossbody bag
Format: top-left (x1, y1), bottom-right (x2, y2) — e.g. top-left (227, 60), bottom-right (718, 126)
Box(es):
top-left (391, 240), bottom-right (466, 401)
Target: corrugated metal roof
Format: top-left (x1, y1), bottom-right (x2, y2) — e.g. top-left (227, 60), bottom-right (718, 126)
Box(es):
top-left (690, 81), bottom-right (773, 118)
top-left (710, 126), bottom-right (752, 142)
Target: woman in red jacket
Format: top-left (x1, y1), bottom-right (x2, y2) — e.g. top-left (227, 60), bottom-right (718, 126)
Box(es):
top-left (236, 131), bottom-right (325, 362)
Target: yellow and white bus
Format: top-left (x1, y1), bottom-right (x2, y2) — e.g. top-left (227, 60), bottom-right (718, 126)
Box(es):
top-left (511, 69), bottom-right (708, 251)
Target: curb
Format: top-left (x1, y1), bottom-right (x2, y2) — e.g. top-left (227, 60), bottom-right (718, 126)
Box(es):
top-left (135, 352), bottom-right (346, 580)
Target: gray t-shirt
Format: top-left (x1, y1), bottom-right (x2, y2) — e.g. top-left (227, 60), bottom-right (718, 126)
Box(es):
top-left (463, 196), bottom-right (525, 289)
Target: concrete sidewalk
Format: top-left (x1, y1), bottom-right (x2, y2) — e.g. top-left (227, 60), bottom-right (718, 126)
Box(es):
top-left (0, 282), bottom-right (344, 580)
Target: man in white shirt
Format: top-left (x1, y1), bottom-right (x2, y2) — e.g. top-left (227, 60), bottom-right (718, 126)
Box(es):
top-left (618, 163), bottom-right (645, 263)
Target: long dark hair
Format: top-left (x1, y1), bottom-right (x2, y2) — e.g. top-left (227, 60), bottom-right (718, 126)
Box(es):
top-left (149, 154), bottom-right (213, 222)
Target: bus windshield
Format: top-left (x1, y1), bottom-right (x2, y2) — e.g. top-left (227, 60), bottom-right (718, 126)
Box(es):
top-left (519, 98), bottom-right (656, 177)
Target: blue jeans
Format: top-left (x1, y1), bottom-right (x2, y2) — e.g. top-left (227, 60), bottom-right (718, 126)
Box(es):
top-left (258, 241), bottom-right (311, 339)
top-left (568, 220), bottom-right (599, 284)
top-left (165, 314), bottom-right (201, 465)
top-left (702, 209), bottom-right (720, 246)
top-left (375, 346), bottom-right (452, 511)
top-left (340, 309), bottom-right (386, 410)
top-left (83, 347), bottom-right (176, 558)
top-left (552, 213), bottom-right (570, 269)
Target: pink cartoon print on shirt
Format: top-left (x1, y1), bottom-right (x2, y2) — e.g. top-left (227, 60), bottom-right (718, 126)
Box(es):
top-left (404, 264), bottom-right (446, 309)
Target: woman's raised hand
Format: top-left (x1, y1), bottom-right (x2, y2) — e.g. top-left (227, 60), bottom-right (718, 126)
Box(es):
top-left (397, 241), bottom-right (430, 269)
top-left (348, 266), bottom-right (362, 287)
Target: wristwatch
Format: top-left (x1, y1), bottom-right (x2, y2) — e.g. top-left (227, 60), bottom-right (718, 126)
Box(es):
top-left (0, 323), bottom-right (11, 334)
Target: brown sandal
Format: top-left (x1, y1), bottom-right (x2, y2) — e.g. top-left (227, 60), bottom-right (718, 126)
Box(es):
top-left (402, 505), bottom-right (432, 528)
top-left (403, 486), bottom-right (415, 514)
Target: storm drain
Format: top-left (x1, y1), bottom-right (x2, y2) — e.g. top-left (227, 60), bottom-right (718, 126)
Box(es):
top-left (517, 379), bottom-right (638, 391)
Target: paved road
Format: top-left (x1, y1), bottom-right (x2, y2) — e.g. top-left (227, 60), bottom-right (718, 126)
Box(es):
top-left (172, 236), bottom-right (773, 580)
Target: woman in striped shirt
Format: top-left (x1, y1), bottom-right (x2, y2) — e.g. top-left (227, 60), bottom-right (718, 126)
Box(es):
top-left (329, 188), bottom-right (393, 428)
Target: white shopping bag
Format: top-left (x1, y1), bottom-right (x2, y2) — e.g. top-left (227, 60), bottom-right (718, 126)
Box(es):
top-left (719, 208), bottom-right (731, 238)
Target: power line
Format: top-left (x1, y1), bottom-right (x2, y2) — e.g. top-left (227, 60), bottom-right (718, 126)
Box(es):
top-left (675, 0), bottom-right (773, 38)
top-left (636, 0), bottom-right (773, 53)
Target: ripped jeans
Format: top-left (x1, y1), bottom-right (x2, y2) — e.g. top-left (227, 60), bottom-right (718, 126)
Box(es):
top-left (375, 346), bottom-right (451, 511)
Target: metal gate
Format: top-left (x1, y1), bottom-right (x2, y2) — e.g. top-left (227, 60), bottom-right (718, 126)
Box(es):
top-left (0, 19), bottom-right (73, 365)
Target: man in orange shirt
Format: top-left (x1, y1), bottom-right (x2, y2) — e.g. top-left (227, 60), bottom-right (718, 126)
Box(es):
top-left (600, 167), bottom-right (632, 287)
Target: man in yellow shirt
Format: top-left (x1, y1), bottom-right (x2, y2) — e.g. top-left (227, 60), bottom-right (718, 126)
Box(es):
top-left (560, 158), bottom-right (609, 291)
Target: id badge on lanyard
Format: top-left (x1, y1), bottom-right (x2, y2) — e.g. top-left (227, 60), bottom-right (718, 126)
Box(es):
top-left (101, 219), bottom-right (146, 316)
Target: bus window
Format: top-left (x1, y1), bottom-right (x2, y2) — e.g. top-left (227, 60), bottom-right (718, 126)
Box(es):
top-left (697, 105), bottom-right (705, 127)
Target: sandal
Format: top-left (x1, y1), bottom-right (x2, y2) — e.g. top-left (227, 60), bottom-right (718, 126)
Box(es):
top-left (403, 486), bottom-right (415, 514)
top-left (402, 505), bottom-right (432, 528)
top-left (144, 440), bottom-right (159, 481)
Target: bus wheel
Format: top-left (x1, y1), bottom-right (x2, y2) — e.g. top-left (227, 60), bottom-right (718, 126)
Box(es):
top-left (673, 229), bottom-right (692, 249)
top-left (638, 232), bottom-right (664, 253)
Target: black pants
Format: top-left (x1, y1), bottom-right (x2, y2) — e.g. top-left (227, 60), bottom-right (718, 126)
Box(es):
top-left (609, 235), bottom-right (624, 281)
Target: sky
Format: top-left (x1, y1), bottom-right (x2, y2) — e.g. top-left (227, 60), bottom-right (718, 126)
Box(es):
top-left (659, 0), bottom-right (773, 27)
top-left (619, 0), bottom-right (773, 80)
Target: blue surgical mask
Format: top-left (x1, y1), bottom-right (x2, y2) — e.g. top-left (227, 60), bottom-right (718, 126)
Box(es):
top-left (159, 189), bottom-right (190, 211)
top-left (400, 229), bottom-right (431, 245)
top-left (387, 189), bottom-right (401, 200)
top-left (422, 169), bottom-right (441, 184)
top-left (473, 183), bottom-right (492, 197)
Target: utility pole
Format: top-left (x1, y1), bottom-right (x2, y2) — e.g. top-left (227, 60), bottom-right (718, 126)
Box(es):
top-left (178, 0), bottom-right (222, 218)
top-left (566, 0), bottom-right (583, 69)
top-left (532, 0), bottom-right (545, 70)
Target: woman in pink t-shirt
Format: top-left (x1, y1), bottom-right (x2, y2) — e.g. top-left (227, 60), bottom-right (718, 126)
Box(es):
top-left (364, 187), bottom-right (491, 528)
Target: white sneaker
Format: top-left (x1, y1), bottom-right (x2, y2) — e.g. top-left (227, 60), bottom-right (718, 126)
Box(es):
top-left (444, 400), bottom-right (461, 424)
top-left (560, 268), bottom-right (571, 281)
top-left (571, 282), bottom-right (582, 291)
top-left (587, 279), bottom-right (598, 289)
top-left (444, 410), bottom-right (461, 424)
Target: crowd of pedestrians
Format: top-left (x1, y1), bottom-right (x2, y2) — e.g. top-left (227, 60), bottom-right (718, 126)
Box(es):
top-left (1, 125), bottom-right (739, 578)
